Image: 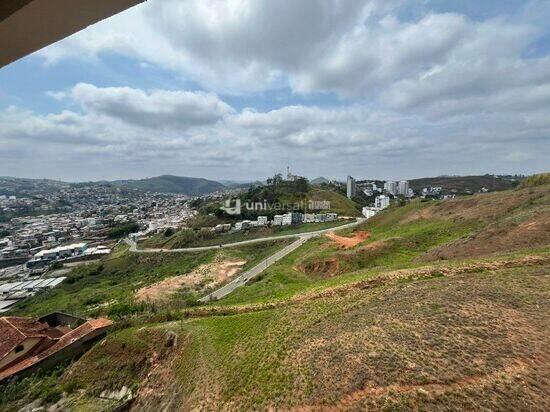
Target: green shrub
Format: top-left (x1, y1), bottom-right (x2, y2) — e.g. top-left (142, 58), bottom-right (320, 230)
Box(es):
top-left (108, 222), bottom-right (139, 239)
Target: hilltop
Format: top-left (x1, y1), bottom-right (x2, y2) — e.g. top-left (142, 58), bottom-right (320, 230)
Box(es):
top-left (111, 175), bottom-right (225, 196)
top-left (310, 177), bottom-right (330, 185)
top-left (239, 176), bottom-right (361, 217)
top-left (1, 177), bottom-right (549, 411)
top-left (0, 175), bottom-right (226, 197)
top-left (0, 177), bottom-right (70, 196)
top-left (409, 174), bottom-right (519, 194)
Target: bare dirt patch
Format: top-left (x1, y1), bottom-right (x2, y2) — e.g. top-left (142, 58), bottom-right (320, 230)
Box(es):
top-left (135, 259), bottom-right (246, 304)
top-left (299, 258), bottom-right (340, 278)
top-left (326, 231), bottom-right (370, 249)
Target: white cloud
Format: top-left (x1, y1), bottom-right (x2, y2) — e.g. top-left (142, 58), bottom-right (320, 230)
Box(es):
top-left (4, 1), bottom-right (549, 179)
top-left (67, 83), bottom-right (234, 129)
top-left (35, 0), bottom-right (550, 106)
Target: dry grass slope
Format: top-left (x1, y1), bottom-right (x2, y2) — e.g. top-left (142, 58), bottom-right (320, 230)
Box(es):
top-left (142, 257), bottom-right (549, 410)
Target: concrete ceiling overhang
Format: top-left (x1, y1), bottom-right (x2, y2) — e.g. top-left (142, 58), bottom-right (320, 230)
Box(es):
top-left (0, 0), bottom-right (145, 68)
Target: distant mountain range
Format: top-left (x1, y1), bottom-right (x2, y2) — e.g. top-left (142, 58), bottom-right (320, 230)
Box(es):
top-left (311, 177), bottom-right (330, 185)
top-left (0, 174), bottom-right (525, 198)
top-left (219, 180), bottom-right (266, 189)
top-left (0, 175), bottom-right (226, 197)
top-left (110, 175), bottom-right (225, 196)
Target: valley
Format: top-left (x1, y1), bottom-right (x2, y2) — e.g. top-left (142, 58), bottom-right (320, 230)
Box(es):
top-left (1, 175), bottom-right (548, 411)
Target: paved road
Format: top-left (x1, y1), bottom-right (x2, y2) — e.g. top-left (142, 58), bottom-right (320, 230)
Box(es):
top-left (125, 218), bottom-right (365, 302)
top-left (124, 218), bottom-right (364, 254)
top-left (198, 236), bottom-right (310, 302)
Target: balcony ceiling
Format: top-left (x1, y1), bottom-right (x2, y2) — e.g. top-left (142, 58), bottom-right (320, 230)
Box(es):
top-left (0, 0), bottom-right (144, 68)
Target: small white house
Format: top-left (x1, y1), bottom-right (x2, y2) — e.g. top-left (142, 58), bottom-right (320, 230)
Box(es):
top-left (282, 214), bottom-right (293, 226)
top-left (362, 207), bottom-right (378, 219)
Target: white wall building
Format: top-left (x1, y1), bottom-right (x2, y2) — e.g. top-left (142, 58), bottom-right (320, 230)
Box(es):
top-left (375, 195), bottom-right (390, 210)
top-left (303, 213), bottom-right (315, 223)
top-left (362, 207), bottom-right (378, 219)
top-left (32, 243), bottom-right (88, 262)
top-left (281, 214), bottom-right (293, 226)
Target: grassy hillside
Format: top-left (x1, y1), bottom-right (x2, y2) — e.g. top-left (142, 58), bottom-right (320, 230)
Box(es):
top-left (2, 183), bottom-right (549, 411)
top-left (5, 253), bottom-right (548, 410)
top-left (214, 182), bottom-right (549, 306)
top-left (141, 219), bottom-right (348, 249)
top-left (518, 172), bottom-right (550, 188)
top-left (10, 240), bottom-right (293, 319)
top-left (307, 187), bottom-right (361, 216)
top-left (238, 183), bottom-right (361, 217)
top-left (409, 175), bottom-right (518, 193)
top-left (113, 175), bottom-right (225, 195)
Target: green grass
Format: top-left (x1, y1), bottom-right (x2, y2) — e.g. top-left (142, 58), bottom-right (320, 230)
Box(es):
top-left (0, 366), bottom-right (70, 411)
top-left (9, 239), bottom-right (293, 318)
top-left (171, 261), bottom-right (550, 410)
top-left (217, 215), bottom-right (481, 307)
top-left (518, 172), bottom-right (550, 188)
top-left (62, 327), bottom-right (169, 395)
top-left (141, 219), bottom-right (351, 249)
top-left (3, 258), bottom-right (548, 411)
top-left (2, 185), bottom-right (549, 410)
top-left (303, 187), bottom-right (362, 217)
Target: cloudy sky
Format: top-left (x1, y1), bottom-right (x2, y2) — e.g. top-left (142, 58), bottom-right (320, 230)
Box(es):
top-left (0, 0), bottom-right (549, 182)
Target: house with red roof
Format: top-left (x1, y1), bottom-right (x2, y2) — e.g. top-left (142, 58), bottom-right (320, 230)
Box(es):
top-left (0, 312), bottom-right (112, 381)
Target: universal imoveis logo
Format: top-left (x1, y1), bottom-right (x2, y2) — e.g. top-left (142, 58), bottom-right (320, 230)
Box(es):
top-left (221, 198), bottom-right (242, 215)
top-left (221, 198), bottom-right (330, 216)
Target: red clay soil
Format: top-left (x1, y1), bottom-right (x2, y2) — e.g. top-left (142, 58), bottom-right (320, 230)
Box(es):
top-left (326, 231), bottom-right (371, 249)
top-left (300, 258), bottom-right (340, 278)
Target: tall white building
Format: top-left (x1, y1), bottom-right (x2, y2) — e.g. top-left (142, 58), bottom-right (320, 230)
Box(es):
top-left (346, 176), bottom-right (356, 199)
top-left (384, 181), bottom-right (397, 195)
top-left (398, 180), bottom-right (410, 196)
top-left (375, 195), bottom-right (390, 210)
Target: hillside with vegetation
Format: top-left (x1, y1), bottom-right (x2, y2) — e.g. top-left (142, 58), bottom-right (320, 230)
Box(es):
top-left (229, 174), bottom-right (361, 218)
top-left (2, 175), bottom-right (549, 411)
top-left (111, 175), bottom-right (225, 196)
top-left (409, 174), bottom-right (520, 194)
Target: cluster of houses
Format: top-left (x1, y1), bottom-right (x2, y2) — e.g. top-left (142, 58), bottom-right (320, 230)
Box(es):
top-left (0, 278), bottom-right (67, 313)
top-left (25, 242), bottom-right (111, 269)
top-left (213, 212), bottom-right (339, 233)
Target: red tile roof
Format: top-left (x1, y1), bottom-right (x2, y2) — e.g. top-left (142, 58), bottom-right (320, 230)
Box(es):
top-left (0, 317), bottom-right (66, 360)
top-left (0, 317), bottom-right (112, 380)
top-left (0, 318), bottom-right (25, 360)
